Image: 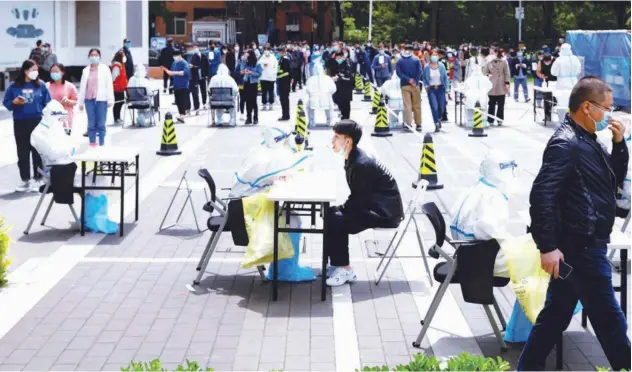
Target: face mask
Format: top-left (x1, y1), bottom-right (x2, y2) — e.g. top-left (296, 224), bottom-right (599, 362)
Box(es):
top-left (122, 57), bottom-right (127, 63)
top-left (125, 43), bottom-right (131, 48)
top-left (174, 56), bottom-right (182, 62)
top-left (194, 49), bottom-right (200, 54)
top-left (393, 54), bottom-right (400, 60)
top-left (275, 53), bottom-right (281, 59)
top-left (27, 70), bottom-right (39, 80)
top-left (235, 47), bottom-right (239, 52)
top-left (332, 46), bottom-right (339, 52)
top-left (89, 56), bottom-right (100, 64)
top-left (590, 104), bottom-right (611, 131)
top-left (343, 52), bottom-right (348, 58)
top-left (335, 140), bottom-right (349, 158)
top-left (517, 52), bottom-right (523, 58)
top-left (447, 53), bottom-right (453, 58)
top-left (50, 72), bottom-right (62, 81)
top-left (336, 59), bottom-right (344, 65)
top-left (379, 50), bottom-right (385, 55)
top-left (402, 51), bottom-right (411, 57)
top-left (367, 43), bottom-right (372, 47)
top-left (430, 55), bottom-right (439, 63)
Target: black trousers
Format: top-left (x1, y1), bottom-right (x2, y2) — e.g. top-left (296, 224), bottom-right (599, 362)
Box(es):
top-left (324, 207), bottom-right (372, 267)
top-left (334, 96), bottom-right (351, 120)
top-left (163, 71), bottom-right (173, 90)
top-left (239, 87), bottom-right (246, 114)
top-left (543, 92), bottom-right (556, 121)
top-left (488, 95), bottom-right (506, 124)
top-left (188, 82), bottom-right (200, 111)
top-left (260, 80), bottom-right (275, 105)
top-left (113, 91), bottom-right (125, 121)
top-left (301, 66), bottom-right (307, 85)
top-left (174, 88), bottom-right (189, 115)
top-left (278, 78), bottom-right (291, 119)
top-left (199, 78), bottom-right (207, 105)
top-left (291, 68), bottom-right (302, 90)
top-left (14, 118), bottom-right (43, 181)
top-left (244, 82), bottom-right (258, 121)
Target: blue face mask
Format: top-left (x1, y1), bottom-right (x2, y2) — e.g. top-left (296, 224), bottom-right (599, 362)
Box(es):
top-left (430, 55), bottom-right (439, 63)
top-left (336, 59), bottom-right (344, 65)
top-left (89, 56), bottom-right (100, 64)
top-left (50, 72), bottom-right (62, 81)
top-left (590, 105), bottom-right (611, 131)
top-left (379, 50), bottom-right (385, 55)
top-left (125, 43), bottom-right (131, 48)
top-left (275, 53), bottom-right (281, 59)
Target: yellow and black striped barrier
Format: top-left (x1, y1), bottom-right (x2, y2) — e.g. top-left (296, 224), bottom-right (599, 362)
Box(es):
top-left (363, 78), bottom-right (372, 102)
top-left (371, 99), bottom-right (392, 137)
top-left (413, 133), bottom-right (443, 189)
top-left (294, 99), bottom-right (304, 134)
top-left (354, 74), bottom-right (363, 94)
top-left (157, 112), bottom-right (181, 156)
top-left (371, 88), bottom-right (382, 115)
top-left (469, 101), bottom-right (487, 138)
top-left (295, 108), bottom-right (311, 151)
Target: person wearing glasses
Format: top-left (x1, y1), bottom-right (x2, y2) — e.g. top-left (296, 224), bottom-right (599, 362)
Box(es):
top-left (520, 76), bottom-right (630, 371)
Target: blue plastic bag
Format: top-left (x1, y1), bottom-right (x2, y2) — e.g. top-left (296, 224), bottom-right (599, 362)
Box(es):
top-left (504, 299), bottom-right (583, 343)
top-left (266, 230), bottom-right (316, 282)
top-left (84, 194), bottom-right (119, 234)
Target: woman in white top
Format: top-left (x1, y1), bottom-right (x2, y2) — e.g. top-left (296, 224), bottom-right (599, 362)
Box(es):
top-left (78, 48), bottom-right (114, 147)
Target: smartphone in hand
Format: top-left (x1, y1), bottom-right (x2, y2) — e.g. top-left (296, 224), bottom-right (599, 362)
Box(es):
top-left (558, 261), bottom-right (573, 280)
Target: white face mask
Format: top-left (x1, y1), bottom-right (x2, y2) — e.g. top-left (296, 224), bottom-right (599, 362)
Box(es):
top-left (174, 56), bottom-right (182, 62)
top-left (334, 140), bottom-right (349, 158)
top-left (27, 70), bottom-right (39, 80)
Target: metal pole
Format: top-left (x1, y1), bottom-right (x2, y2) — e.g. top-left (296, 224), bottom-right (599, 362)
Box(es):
top-left (368, 0), bottom-right (373, 41)
top-left (518, 0), bottom-right (522, 42)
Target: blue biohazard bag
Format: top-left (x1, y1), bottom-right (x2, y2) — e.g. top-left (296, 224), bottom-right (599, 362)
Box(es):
top-left (84, 194), bottom-right (119, 234)
top-left (504, 299), bottom-right (583, 343)
top-left (266, 222), bottom-right (316, 282)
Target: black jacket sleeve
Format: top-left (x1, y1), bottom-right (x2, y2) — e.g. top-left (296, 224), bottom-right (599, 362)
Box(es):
top-left (529, 136), bottom-right (578, 253)
top-left (342, 163), bottom-right (374, 213)
top-left (610, 139), bottom-right (630, 186)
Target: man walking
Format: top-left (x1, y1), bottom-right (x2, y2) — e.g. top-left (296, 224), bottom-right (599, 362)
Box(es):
top-left (396, 45), bottom-right (423, 131)
top-left (276, 47), bottom-right (291, 121)
top-left (160, 38), bottom-right (175, 93)
top-left (520, 77), bottom-right (630, 371)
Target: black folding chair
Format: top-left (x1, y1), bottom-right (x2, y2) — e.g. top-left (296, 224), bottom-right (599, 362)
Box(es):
top-left (412, 202), bottom-right (509, 351)
top-left (126, 87), bottom-right (159, 127)
top-left (208, 87), bottom-right (235, 126)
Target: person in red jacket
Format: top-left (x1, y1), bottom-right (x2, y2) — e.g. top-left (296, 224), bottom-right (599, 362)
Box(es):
top-left (111, 50), bottom-right (128, 124)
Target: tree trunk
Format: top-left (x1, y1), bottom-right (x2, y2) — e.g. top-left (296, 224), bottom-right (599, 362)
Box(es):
top-left (543, 2), bottom-right (555, 41)
top-left (615, 2), bottom-right (628, 29)
top-left (430, 0), bottom-right (438, 44)
top-left (334, 1), bottom-right (344, 41)
top-left (317, 1), bottom-right (326, 42)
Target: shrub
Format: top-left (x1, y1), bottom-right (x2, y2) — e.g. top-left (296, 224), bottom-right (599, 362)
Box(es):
top-left (0, 216), bottom-right (11, 288)
top-left (361, 352), bottom-right (511, 372)
top-left (121, 359), bottom-right (213, 372)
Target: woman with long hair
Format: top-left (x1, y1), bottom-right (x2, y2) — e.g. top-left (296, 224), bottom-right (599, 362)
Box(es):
top-left (111, 50), bottom-right (128, 124)
top-left (483, 46), bottom-right (510, 126)
top-left (2, 59), bottom-right (51, 191)
top-left (78, 48), bottom-right (114, 146)
top-left (46, 63), bottom-right (78, 134)
top-left (240, 50), bottom-right (262, 124)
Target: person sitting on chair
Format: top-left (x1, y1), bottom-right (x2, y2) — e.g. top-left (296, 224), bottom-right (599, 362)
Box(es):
top-left (127, 64), bottom-right (155, 126)
top-left (325, 120), bottom-right (404, 286)
top-left (209, 64), bottom-right (239, 126)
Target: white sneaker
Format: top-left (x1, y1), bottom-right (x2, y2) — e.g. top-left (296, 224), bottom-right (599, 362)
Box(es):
top-left (326, 267), bottom-right (356, 287)
top-left (317, 265), bottom-right (338, 278)
top-left (29, 179), bottom-right (45, 192)
top-left (15, 180), bottom-right (30, 192)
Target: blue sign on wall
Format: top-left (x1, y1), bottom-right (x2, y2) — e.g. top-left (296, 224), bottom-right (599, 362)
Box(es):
top-left (150, 37), bottom-right (166, 51)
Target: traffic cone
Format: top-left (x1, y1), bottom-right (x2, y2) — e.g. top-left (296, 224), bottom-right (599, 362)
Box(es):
top-left (412, 133), bottom-right (443, 189)
top-left (295, 109), bottom-right (312, 151)
top-left (156, 112), bottom-right (181, 156)
top-left (468, 101), bottom-right (487, 137)
top-left (257, 82), bottom-right (262, 96)
top-left (354, 74), bottom-right (363, 94)
top-left (371, 88), bottom-right (382, 114)
top-left (363, 79), bottom-right (372, 102)
top-left (371, 99), bottom-right (392, 137)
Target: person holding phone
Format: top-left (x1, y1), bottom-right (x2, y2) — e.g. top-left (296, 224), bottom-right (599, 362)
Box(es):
top-left (3, 59), bottom-right (51, 192)
top-left (46, 63), bottom-right (77, 134)
top-left (520, 77), bottom-right (630, 371)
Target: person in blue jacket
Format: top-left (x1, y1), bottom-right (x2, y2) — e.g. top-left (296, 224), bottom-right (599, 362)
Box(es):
top-left (422, 50), bottom-right (449, 132)
top-left (208, 41), bottom-right (221, 79)
top-left (396, 45), bottom-right (423, 131)
top-left (357, 48), bottom-right (373, 83)
top-left (164, 49), bottom-right (191, 123)
top-left (3, 59), bottom-right (51, 192)
top-left (372, 42), bottom-right (392, 87)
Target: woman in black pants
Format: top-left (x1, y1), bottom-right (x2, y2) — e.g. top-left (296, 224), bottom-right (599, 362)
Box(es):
top-left (2, 59), bottom-right (51, 192)
top-left (234, 53), bottom-right (247, 120)
top-left (483, 48), bottom-right (510, 126)
top-left (240, 51), bottom-right (262, 125)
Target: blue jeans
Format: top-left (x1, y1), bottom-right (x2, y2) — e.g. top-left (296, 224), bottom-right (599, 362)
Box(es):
top-left (85, 99), bottom-right (108, 146)
top-left (514, 77), bottom-right (529, 101)
top-left (517, 244), bottom-right (630, 371)
top-left (427, 85), bottom-right (446, 124)
top-left (534, 77), bottom-right (543, 104)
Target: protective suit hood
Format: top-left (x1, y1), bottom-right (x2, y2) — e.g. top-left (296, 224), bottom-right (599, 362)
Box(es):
top-left (30, 100), bottom-right (75, 166)
top-left (306, 64), bottom-right (336, 110)
top-left (134, 64), bottom-right (146, 78)
top-left (478, 150), bottom-right (518, 198)
top-left (559, 43), bottom-right (572, 57)
top-left (217, 64), bottom-right (230, 77)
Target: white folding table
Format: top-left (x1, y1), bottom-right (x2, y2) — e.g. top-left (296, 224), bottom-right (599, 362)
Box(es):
top-left (267, 171), bottom-right (337, 301)
top-left (71, 146), bottom-right (140, 236)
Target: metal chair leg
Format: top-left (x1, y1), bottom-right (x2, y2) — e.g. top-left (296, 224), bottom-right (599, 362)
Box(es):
top-left (376, 230), bottom-right (408, 286)
top-left (413, 215), bottom-right (433, 286)
top-left (484, 304), bottom-right (507, 351)
top-left (40, 197), bottom-right (54, 226)
top-left (159, 176), bottom-right (188, 231)
top-left (412, 279), bottom-right (451, 348)
top-left (194, 225), bottom-right (226, 285)
top-left (24, 186), bottom-right (49, 234)
top-left (69, 205), bottom-right (80, 227)
top-left (375, 230), bottom-right (398, 273)
top-left (196, 231), bottom-right (217, 271)
top-left (492, 296), bottom-right (507, 331)
top-left (257, 265), bottom-right (267, 282)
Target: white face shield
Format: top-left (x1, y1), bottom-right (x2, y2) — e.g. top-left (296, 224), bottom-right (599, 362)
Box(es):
top-left (560, 43), bottom-right (572, 57)
top-left (479, 151), bottom-right (519, 197)
top-left (261, 127), bottom-right (290, 148)
top-left (42, 100), bottom-right (68, 130)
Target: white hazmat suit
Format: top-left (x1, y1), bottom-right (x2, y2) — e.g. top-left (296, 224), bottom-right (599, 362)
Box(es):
top-left (551, 43), bottom-right (581, 120)
top-left (209, 64), bottom-right (239, 126)
top-left (128, 64), bottom-right (155, 126)
top-left (380, 74), bottom-right (404, 128)
top-left (463, 64), bottom-right (492, 128)
top-left (449, 150), bottom-right (518, 277)
top-left (30, 100), bottom-right (76, 166)
top-left (305, 64), bottom-right (336, 127)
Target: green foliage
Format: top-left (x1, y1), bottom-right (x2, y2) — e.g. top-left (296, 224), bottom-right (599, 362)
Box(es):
top-left (0, 216), bottom-right (11, 288)
top-left (360, 352), bottom-right (510, 372)
top-left (121, 359), bottom-right (213, 372)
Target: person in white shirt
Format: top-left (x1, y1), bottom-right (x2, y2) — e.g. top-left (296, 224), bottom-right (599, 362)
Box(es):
top-left (209, 64), bottom-right (239, 126)
top-left (258, 47), bottom-right (278, 111)
top-left (305, 64), bottom-right (336, 127)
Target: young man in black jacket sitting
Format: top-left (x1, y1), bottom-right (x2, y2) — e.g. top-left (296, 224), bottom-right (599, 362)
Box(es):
top-left (325, 120), bottom-right (405, 286)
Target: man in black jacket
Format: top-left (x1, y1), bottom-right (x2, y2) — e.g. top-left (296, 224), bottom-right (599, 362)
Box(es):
top-left (325, 120), bottom-right (404, 286)
top-left (185, 43), bottom-right (201, 113)
top-left (276, 46), bottom-right (292, 121)
top-left (519, 77), bottom-right (630, 371)
top-left (122, 38), bottom-right (134, 82)
top-left (160, 38), bottom-right (175, 93)
top-left (330, 51), bottom-right (354, 120)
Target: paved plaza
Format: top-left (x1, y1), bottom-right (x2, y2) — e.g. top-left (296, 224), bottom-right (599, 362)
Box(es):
top-left (0, 81), bottom-right (629, 371)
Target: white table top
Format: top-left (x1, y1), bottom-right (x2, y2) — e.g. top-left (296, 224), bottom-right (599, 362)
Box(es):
top-left (267, 171), bottom-right (337, 203)
top-left (608, 229), bottom-right (631, 250)
top-left (71, 146), bottom-right (141, 162)
top-left (533, 85), bottom-right (556, 93)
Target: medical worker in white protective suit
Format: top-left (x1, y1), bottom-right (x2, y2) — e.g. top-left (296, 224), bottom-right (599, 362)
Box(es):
top-left (305, 64), bottom-right (336, 128)
top-left (127, 64), bottom-right (156, 127)
top-left (209, 64), bottom-right (239, 126)
top-left (30, 100), bottom-right (76, 167)
top-left (550, 43), bottom-right (581, 120)
top-left (463, 63), bottom-right (492, 128)
top-left (380, 73), bottom-right (404, 128)
top-left (449, 150), bottom-right (518, 277)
